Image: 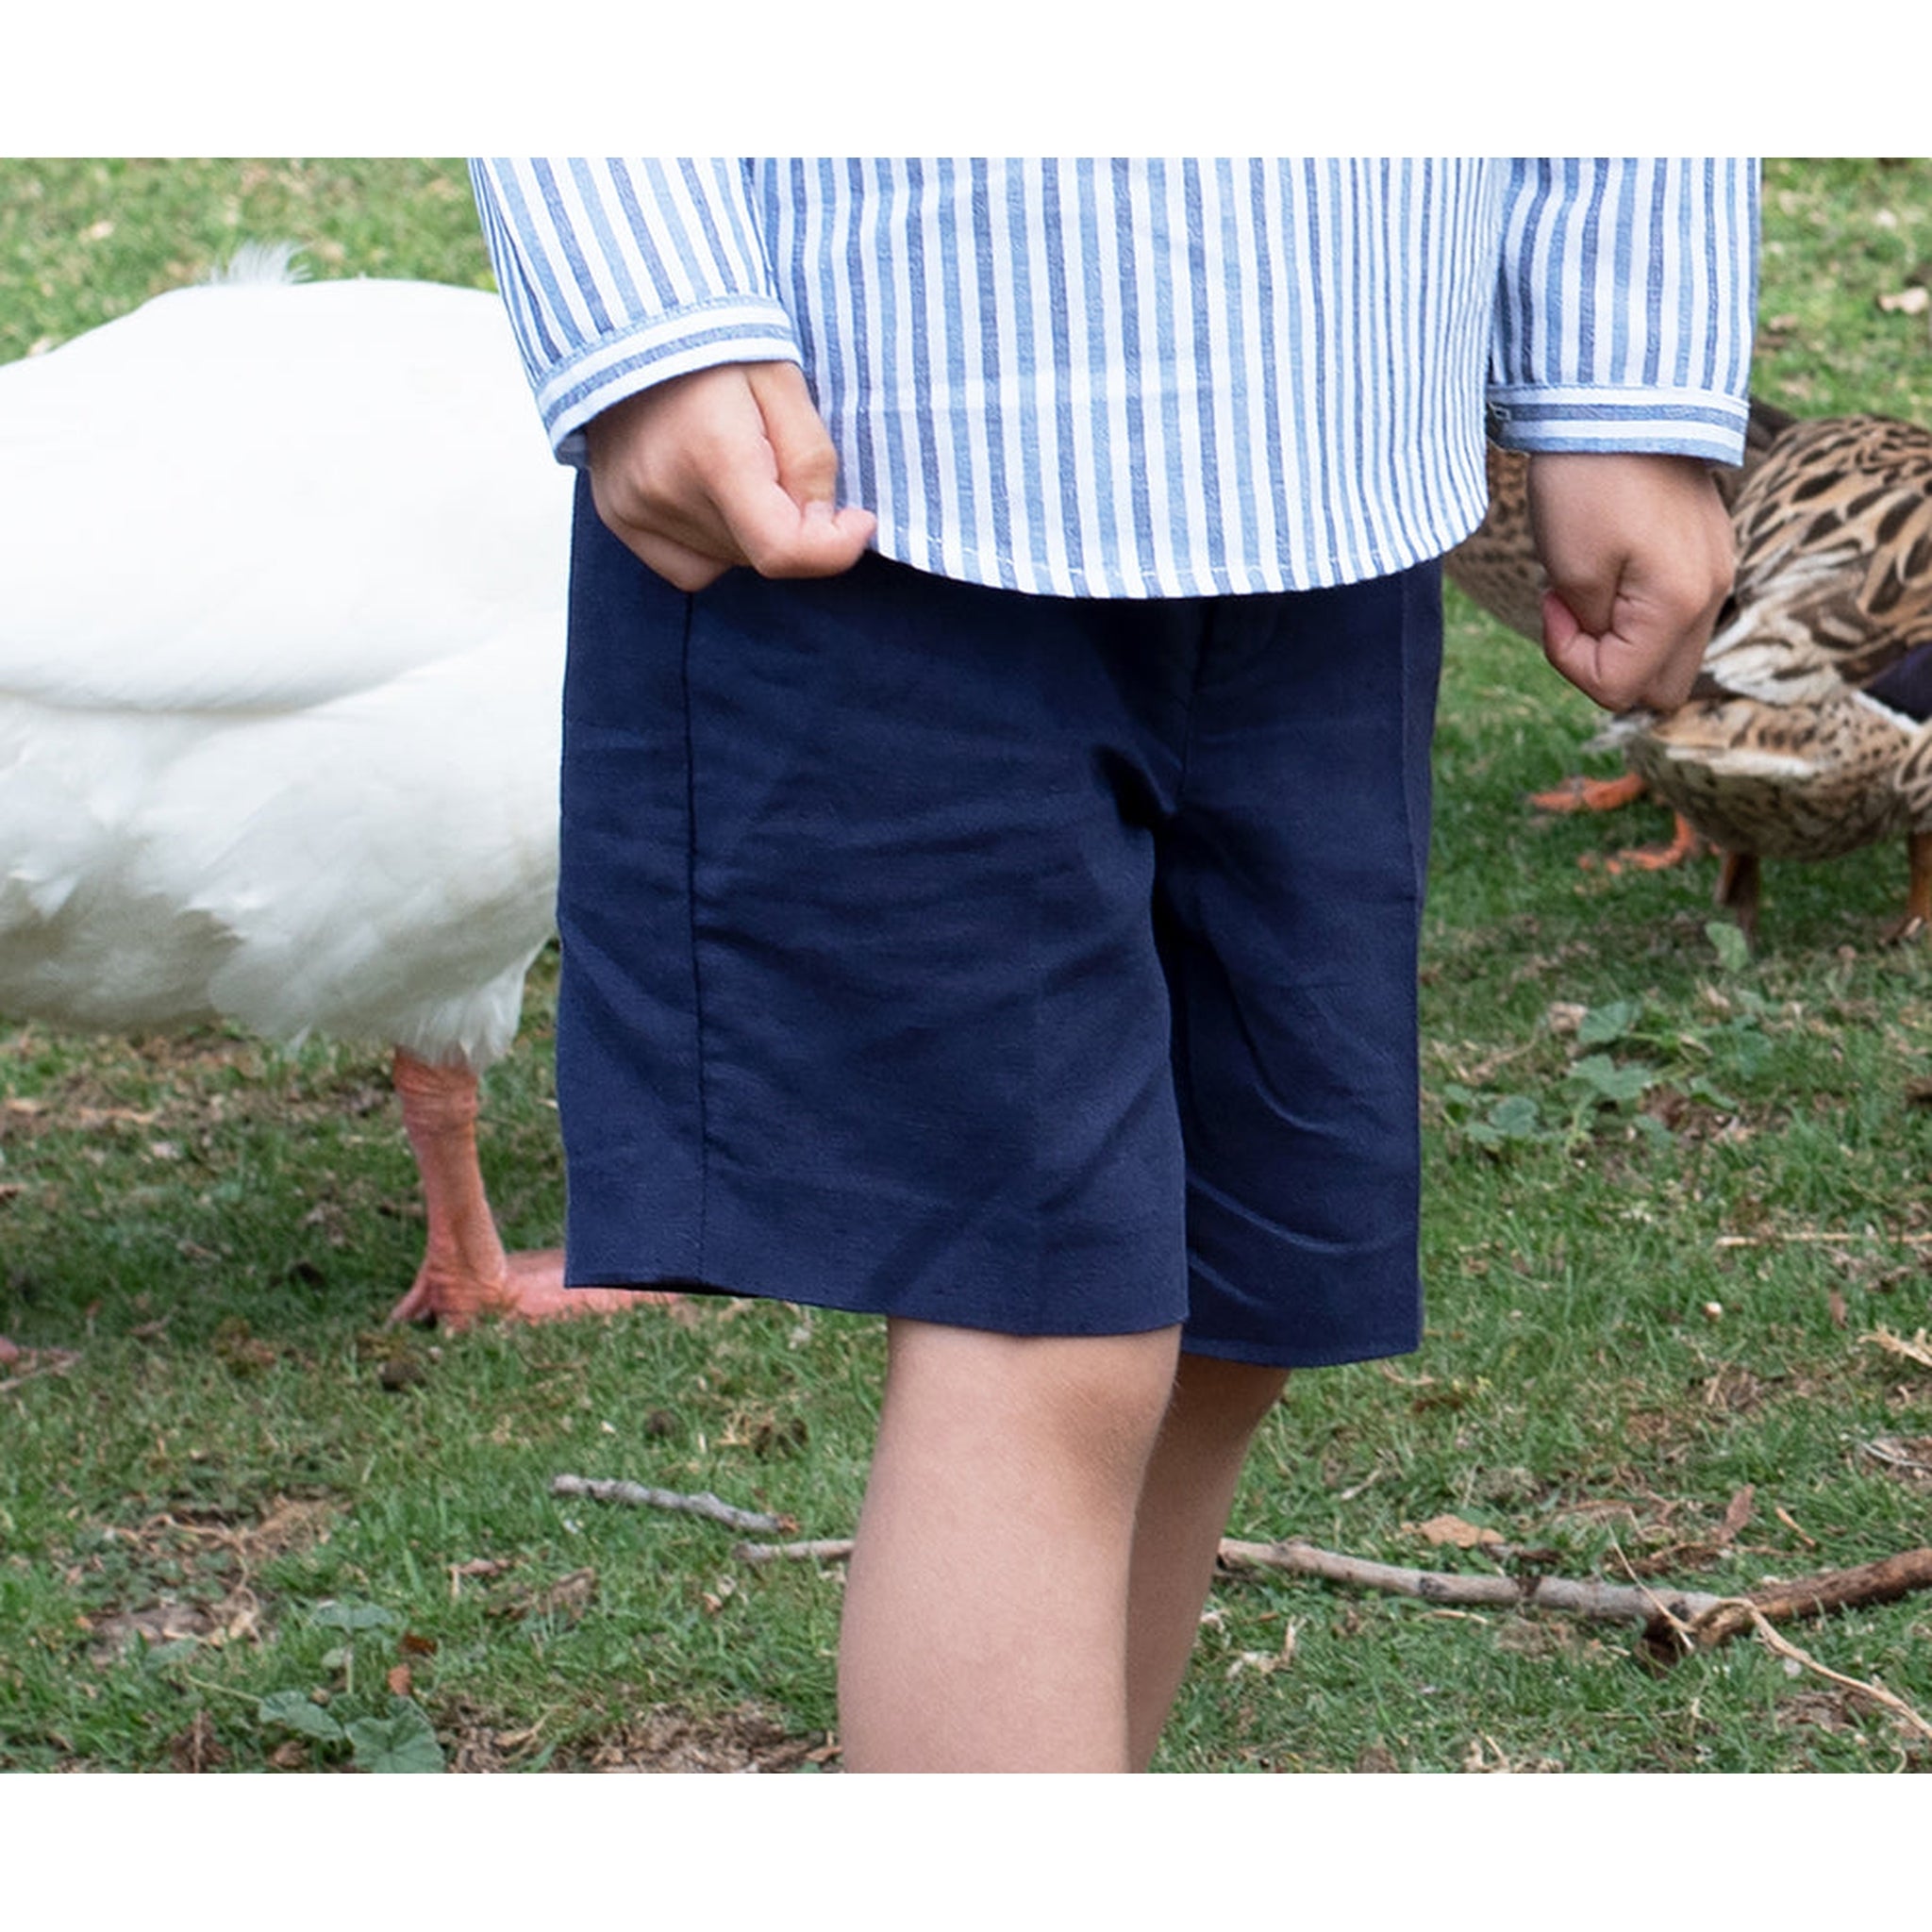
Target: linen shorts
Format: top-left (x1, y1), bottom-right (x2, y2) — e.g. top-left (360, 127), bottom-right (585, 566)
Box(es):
top-left (557, 478), bottom-right (1442, 1368)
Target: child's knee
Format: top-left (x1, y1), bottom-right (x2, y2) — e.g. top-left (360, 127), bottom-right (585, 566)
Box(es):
top-left (883, 1318), bottom-right (1181, 1482)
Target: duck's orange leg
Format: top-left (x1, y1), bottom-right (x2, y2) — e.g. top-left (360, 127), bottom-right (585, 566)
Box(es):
top-left (1883, 830), bottom-right (1932, 945)
top-left (0, 1336), bottom-right (19, 1364)
top-left (383, 1048), bottom-right (676, 1330)
top-left (1579, 812), bottom-right (1709, 875)
top-left (1528, 771), bottom-right (1651, 814)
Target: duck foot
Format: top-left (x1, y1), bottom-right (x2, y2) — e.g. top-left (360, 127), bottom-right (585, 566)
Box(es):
top-left (1579, 813), bottom-right (1707, 875)
top-left (386, 1248), bottom-right (677, 1330)
top-left (382, 1047), bottom-right (679, 1332)
top-left (1528, 772), bottom-right (1650, 814)
top-left (0, 1336), bottom-right (19, 1364)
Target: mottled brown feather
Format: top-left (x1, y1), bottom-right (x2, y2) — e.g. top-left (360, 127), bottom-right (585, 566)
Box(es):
top-left (1442, 401), bottom-right (1932, 927)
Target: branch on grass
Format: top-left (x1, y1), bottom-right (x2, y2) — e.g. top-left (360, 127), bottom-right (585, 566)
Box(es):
top-left (735, 1538), bottom-right (856, 1565)
top-left (624, 1495), bottom-right (1932, 1738)
top-left (1214, 1538), bottom-right (1726, 1626)
top-left (549, 1474), bottom-right (794, 1535)
top-left (1635, 1546), bottom-right (1932, 1657)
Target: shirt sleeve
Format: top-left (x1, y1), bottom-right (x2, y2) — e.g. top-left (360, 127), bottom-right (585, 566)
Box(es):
top-left (1487, 158), bottom-right (1758, 466)
top-left (469, 158), bottom-right (804, 464)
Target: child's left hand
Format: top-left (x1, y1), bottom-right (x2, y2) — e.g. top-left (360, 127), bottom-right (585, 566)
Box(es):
top-left (1526, 452), bottom-right (1735, 713)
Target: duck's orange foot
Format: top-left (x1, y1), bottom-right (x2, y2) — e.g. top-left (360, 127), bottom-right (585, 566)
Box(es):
top-left (1578, 813), bottom-right (1707, 876)
top-left (386, 1249), bottom-right (681, 1331)
top-left (0, 1335), bottom-right (20, 1365)
top-left (1528, 772), bottom-right (1650, 815)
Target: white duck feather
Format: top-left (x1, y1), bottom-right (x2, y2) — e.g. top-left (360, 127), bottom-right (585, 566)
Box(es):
top-left (0, 254), bottom-right (658, 1339)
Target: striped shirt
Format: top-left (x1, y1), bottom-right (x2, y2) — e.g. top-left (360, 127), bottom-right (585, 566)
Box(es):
top-left (472, 158), bottom-right (1757, 599)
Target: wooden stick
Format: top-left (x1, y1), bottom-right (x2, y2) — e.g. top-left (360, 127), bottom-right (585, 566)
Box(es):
top-left (1669, 1547), bottom-right (1932, 1652)
top-left (735, 1538), bottom-right (857, 1565)
top-left (549, 1474), bottom-right (794, 1534)
top-left (1715, 1232), bottom-right (1932, 1247)
top-left (736, 1530), bottom-right (1932, 1657)
top-left (1215, 1538), bottom-right (1725, 1625)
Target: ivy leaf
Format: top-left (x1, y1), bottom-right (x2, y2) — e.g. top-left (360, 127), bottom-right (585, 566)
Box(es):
top-left (258, 1690), bottom-right (345, 1742)
top-left (345, 1705), bottom-right (445, 1774)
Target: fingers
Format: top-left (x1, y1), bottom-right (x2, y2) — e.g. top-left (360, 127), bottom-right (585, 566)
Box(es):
top-left (1527, 452), bottom-right (1736, 713)
top-left (584, 361), bottom-right (875, 590)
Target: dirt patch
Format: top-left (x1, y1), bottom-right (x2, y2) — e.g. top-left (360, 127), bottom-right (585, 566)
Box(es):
top-left (554, 1703), bottom-right (836, 1774)
top-left (76, 1492), bottom-right (342, 1664)
top-left (168, 1710), bottom-right (227, 1772)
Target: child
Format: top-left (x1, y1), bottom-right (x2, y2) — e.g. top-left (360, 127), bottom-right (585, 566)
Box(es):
top-left (473, 158), bottom-right (1756, 1770)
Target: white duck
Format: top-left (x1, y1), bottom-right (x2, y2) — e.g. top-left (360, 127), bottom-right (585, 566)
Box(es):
top-left (0, 248), bottom-right (657, 1347)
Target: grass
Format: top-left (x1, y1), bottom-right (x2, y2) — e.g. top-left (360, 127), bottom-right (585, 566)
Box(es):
top-left (5, 158), bottom-right (1932, 1774)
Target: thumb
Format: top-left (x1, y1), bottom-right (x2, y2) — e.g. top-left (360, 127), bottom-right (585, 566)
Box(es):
top-left (747, 361), bottom-right (846, 511)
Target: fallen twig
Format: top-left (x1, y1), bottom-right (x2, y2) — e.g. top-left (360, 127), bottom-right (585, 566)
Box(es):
top-left (735, 1538), bottom-right (857, 1565)
top-left (550, 1474), bottom-right (794, 1534)
top-left (1715, 1231), bottom-right (1932, 1247)
top-left (1214, 1538), bottom-right (1725, 1626)
top-left (1658, 1546), bottom-right (1932, 1655)
top-left (713, 1518), bottom-right (1932, 1740)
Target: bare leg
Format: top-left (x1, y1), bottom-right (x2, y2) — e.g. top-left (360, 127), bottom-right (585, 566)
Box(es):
top-left (1125, 1351), bottom-right (1290, 1770)
top-left (838, 1318), bottom-right (1182, 1773)
top-left (383, 1048), bottom-right (675, 1329)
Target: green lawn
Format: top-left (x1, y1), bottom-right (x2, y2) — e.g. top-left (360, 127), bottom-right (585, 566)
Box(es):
top-left (3, 158), bottom-right (1931, 1774)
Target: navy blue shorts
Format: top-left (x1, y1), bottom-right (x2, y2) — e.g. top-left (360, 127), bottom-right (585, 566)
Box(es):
top-left (557, 479), bottom-right (1442, 1368)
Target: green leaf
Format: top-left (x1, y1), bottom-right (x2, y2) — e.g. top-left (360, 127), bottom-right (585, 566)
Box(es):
top-left (1706, 920), bottom-right (1752, 972)
top-left (258, 1690), bottom-right (345, 1742)
top-left (310, 1600), bottom-right (398, 1633)
top-left (1567, 1055), bottom-right (1657, 1105)
top-left (345, 1705), bottom-right (445, 1774)
top-left (1577, 1000), bottom-right (1641, 1046)
top-left (1487, 1093), bottom-right (1544, 1139)
top-left (1633, 1112), bottom-right (1675, 1153)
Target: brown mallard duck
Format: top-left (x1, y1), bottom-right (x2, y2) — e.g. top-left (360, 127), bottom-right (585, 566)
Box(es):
top-left (1446, 402), bottom-right (1932, 940)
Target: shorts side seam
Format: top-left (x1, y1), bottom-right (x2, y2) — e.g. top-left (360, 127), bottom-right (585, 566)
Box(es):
top-left (678, 589), bottom-right (712, 1274)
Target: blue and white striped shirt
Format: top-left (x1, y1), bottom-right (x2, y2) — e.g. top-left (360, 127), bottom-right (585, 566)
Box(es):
top-left (472, 158), bottom-right (1757, 600)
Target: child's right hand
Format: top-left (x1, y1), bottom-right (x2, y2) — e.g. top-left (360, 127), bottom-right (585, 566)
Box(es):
top-left (584, 361), bottom-right (876, 591)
